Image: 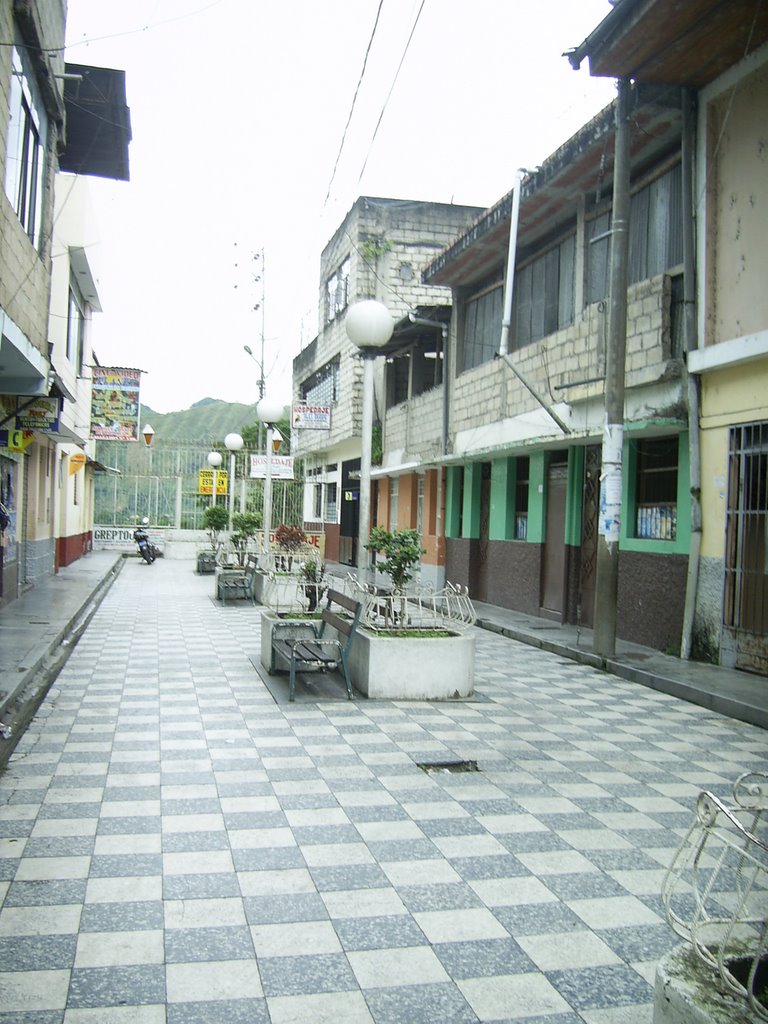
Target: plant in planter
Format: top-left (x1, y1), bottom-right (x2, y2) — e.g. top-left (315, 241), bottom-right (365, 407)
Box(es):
top-left (365, 527), bottom-right (425, 627)
top-left (230, 510), bottom-right (261, 566)
top-left (299, 558), bottom-right (328, 612)
top-left (273, 524), bottom-right (307, 572)
top-left (199, 505), bottom-right (229, 572)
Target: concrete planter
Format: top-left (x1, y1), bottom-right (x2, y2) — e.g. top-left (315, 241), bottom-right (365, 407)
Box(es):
top-left (348, 627), bottom-right (475, 700)
top-left (260, 610), bottom-right (322, 672)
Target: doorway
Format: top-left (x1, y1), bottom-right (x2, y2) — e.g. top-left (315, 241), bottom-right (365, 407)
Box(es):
top-left (540, 460), bottom-right (568, 620)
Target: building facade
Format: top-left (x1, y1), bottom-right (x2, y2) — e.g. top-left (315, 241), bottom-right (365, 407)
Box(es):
top-left (569, 2), bottom-right (768, 670)
top-left (0, 0), bottom-right (130, 604)
top-left (292, 196), bottom-right (482, 565)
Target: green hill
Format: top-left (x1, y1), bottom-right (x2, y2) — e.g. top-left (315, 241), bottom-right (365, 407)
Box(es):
top-left (139, 398), bottom-right (260, 444)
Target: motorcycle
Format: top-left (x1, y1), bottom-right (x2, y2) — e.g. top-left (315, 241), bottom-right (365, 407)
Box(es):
top-left (133, 518), bottom-right (156, 564)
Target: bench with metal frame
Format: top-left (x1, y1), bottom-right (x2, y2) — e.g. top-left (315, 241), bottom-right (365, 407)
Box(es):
top-left (269, 588), bottom-right (361, 701)
top-left (217, 554), bottom-right (260, 604)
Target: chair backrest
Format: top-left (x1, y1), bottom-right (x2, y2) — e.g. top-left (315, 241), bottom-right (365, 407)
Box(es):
top-left (321, 589), bottom-right (362, 640)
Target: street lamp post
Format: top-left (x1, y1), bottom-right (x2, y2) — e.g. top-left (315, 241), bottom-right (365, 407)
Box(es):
top-left (344, 300), bottom-right (394, 585)
top-left (224, 432), bottom-right (244, 524)
top-left (256, 397), bottom-right (284, 563)
top-left (207, 450), bottom-right (222, 510)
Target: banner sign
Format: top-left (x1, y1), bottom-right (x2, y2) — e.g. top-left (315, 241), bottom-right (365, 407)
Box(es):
top-left (90, 367), bottom-right (142, 441)
top-left (249, 454), bottom-right (294, 480)
top-left (69, 452), bottom-right (87, 475)
top-left (198, 469), bottom-right (228, 495)
top-left (292, 404), bottom-right (331, 430)
top-left (15, 396), bottom-right (61, 431)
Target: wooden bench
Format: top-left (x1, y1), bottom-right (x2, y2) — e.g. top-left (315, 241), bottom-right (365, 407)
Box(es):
top-left (270, 588), bottom-right (362, 701)
top-left (218, 554), bottom-right (260, 604)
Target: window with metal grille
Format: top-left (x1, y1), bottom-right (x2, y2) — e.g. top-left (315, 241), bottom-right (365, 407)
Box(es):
top-left (324, 482), bottom-right (337, 522)
top-left (301, 357), bottom-right (340, 406)
top-left (634, 437), bottom-right (678, 540)
top-left (724, 422), bottom-right (768, 635)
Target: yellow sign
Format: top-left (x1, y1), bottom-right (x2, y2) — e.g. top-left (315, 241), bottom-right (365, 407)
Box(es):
top-left (69, 453), bottom-right (87, 475)
top-left (8, 430), bottom-right (34, 452)
top-left (198, 469), bottom-right (228, 495)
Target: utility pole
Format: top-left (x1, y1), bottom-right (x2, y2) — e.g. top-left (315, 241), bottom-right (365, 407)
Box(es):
top-left (593, 78), bottom-right (631, 657)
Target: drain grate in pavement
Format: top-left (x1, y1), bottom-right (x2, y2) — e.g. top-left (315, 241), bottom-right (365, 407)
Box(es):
top-left (417, 760), bottom-right (480, 774)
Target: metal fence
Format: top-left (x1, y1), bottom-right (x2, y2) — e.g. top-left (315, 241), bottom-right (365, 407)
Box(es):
top-left (93, 440), bottom-right (305, 531)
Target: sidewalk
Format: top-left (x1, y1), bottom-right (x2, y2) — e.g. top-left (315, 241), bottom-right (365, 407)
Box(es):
top-left (1, 552), bottom-right (766, 735)
top-left (0, 557), bottom-right (765, 1022)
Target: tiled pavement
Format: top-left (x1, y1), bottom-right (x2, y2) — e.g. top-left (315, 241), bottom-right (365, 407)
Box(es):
top-left (1, 560), bottom-right (766, 1023)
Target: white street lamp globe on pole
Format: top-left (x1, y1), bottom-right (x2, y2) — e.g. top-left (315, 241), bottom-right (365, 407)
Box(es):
top-left (224, 432), bottom-right (244, 523)
top-left (256, 397), bottom-right (285, 562)
top-left (207, 450), bottom-right (222, 510)
top-left (345, 300), bottom-right (394, 585)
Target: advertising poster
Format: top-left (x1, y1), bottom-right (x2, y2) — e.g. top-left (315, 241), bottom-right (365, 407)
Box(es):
top-left (90, 367), bottom-right (142, 441)
top-left (292, 404), bottom-right (331, 430)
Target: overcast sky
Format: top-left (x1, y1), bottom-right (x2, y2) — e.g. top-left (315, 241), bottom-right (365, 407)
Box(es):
top-left (63, 0), bottom-right (616, 415)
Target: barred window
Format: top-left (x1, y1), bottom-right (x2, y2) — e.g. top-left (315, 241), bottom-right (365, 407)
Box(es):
top-left (513, 234), bottom-right (575, 349)
top-left (301, 357), bottom-right (340, 406)
top-left (461, 282), bottom-right (503, 372)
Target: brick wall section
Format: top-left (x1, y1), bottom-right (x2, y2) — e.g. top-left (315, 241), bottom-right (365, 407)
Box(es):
top-left (383, 272), bottom-right (676, 458)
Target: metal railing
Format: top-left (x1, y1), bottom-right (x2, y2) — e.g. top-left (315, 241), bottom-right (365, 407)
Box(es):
top-left (661, 771), bottom-right (768, 1021)
top-left (342, 576), bottom-right (476, 632)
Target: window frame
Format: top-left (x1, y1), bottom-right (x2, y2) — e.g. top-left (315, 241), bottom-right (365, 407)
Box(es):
top-left (4, 44), bottom-right (47, 249)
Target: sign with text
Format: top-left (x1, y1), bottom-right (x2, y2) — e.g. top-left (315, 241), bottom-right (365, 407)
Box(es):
top-left (249, 454), bottom-right (294, 480)
top-left (15, 396), bottom-right (61, 432)
top-left (198, 469), bottom-right (228, 495)
top-left (292, 404), bottom-right (331, 430)
top-left (90, 367), bottom-right (142, 441)
top-left (69, 453), bottom-right (87, 475)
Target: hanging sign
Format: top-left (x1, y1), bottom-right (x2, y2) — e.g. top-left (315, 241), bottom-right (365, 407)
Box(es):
top-left (90, 367), bottom-right (142, 441)
top-left (0, 429), bottom-right (34, 452)
top-left (69, 453), bottom-right (87, 475)
top-left (15, 396), bottom-right (61, 431)
top-left (292, 404), bottom-right (331, 430)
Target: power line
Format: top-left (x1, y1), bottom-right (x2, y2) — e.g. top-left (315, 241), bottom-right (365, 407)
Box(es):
top-left (323, 0), bottom-right (386, 209)
top-left (356, 0), bottom-right (427, 190)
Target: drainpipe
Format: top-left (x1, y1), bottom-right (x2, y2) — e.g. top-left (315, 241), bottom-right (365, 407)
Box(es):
top-left (680, 87), bottom-right (702, 660)
top-left (409, 313), bottom-right (449, 563)
top-left (498, 170), bottom-right (523, 357)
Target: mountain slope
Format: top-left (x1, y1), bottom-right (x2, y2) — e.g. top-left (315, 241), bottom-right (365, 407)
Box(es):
top-left (139, 399), bottom-right (260, 443)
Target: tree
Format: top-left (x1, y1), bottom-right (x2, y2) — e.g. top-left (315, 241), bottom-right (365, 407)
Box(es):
top-left (202, 505), bottom-right (229, 552)
top-left (366, 527), bottom-right (424, 593)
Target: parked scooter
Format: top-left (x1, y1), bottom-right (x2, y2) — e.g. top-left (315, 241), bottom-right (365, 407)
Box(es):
top-left (133, 518), bottom-right (156, 564)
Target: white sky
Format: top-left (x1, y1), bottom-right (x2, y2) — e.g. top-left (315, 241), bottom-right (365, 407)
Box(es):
top-left (63, 0), bottom-right (616, 414)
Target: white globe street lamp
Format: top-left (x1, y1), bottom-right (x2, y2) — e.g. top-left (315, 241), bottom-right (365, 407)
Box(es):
top-left (345, 300), bottom-right (394, 584)
top-left (257, 398), bottom-right (285, 560)
top-left (224, 432), bottom-right (244, 523)
top-left (207, 450), bottom-right (222, 510)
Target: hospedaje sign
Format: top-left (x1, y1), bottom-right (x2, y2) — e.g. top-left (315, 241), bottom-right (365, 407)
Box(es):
top-left (249, 455), bottom-right (294, 479)
top-left (292, 404), bottom-right (331, 430)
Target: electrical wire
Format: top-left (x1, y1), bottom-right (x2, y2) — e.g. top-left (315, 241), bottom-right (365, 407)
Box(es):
top-left (323, 0), bottom-right (386, 209)
top-left (356, 0), bottom-right (427, 190)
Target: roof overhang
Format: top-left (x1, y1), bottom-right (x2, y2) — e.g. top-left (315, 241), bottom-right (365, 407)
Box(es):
top-left (0, 310), bottom-right (49, 396)
top-left (59, 63), bottom-right (131, 181)
top-left (565, 0), bottom-right (768, 87)
top-left (424, 86), bottom-right (681, 289)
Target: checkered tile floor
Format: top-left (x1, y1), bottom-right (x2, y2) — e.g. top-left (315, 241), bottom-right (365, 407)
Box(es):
top-left (1, 560), bottom-right (766, 1023)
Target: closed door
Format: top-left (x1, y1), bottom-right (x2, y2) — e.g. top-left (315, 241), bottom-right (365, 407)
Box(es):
top-left (540, 462), bottom-right (568, 619)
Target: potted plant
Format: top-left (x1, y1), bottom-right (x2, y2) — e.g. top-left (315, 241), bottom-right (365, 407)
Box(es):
top-left (299, 558), bottom-right (328, 612)
top-left (230, 510), bottom-right (261, 566)
top-left (198, 505), bottom-right (229, 573)
top-left (346, 526), bottom-right (475, 700)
